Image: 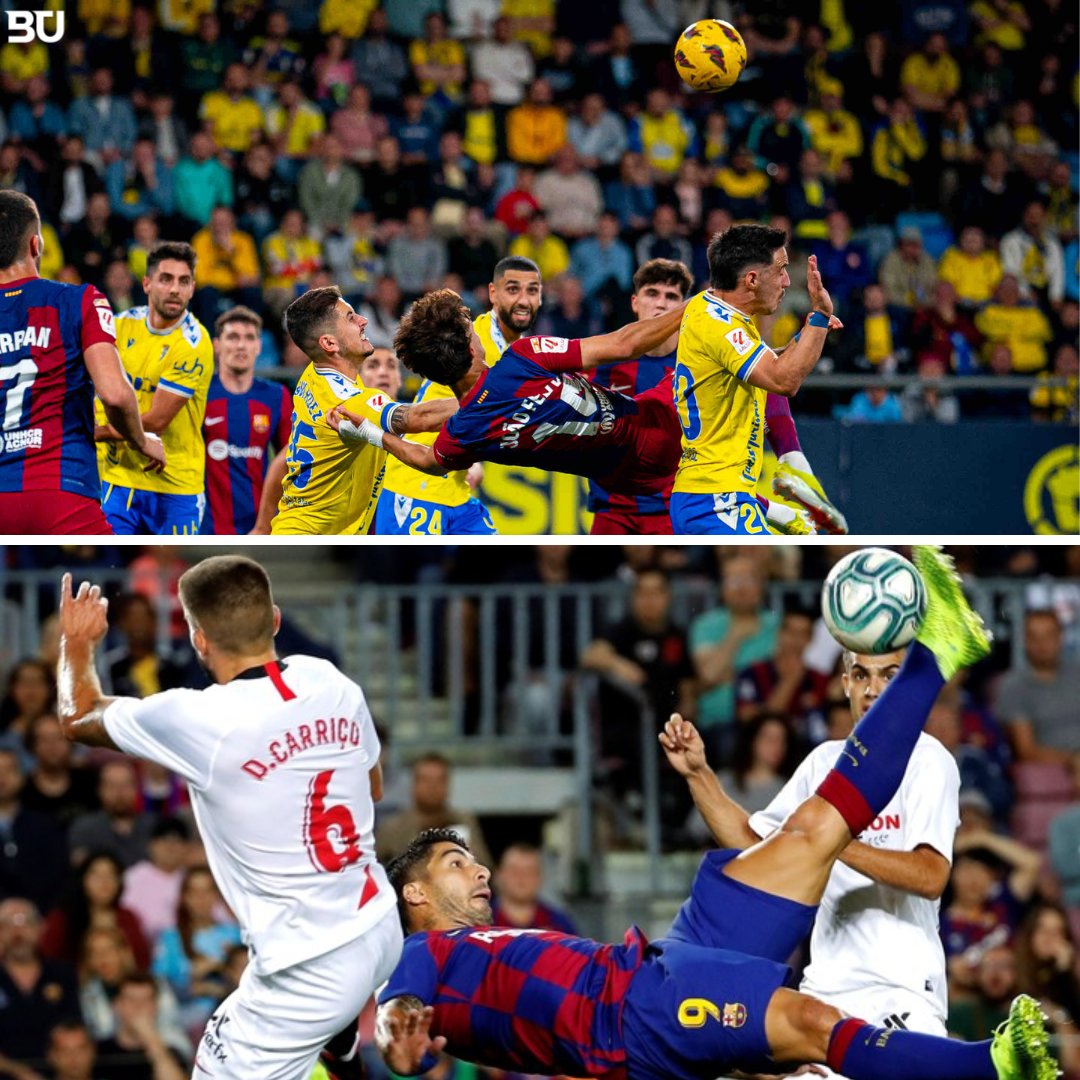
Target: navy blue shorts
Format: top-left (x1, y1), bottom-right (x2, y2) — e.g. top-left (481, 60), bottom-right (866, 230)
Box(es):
top-left (668, 848), bottom-right (818, 964)
top-left (620, 849), bottom-right (820, 1080)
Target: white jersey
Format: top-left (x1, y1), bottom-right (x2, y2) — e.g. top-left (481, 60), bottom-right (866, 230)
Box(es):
top-left (748, 733), bottom-right (959, 1023)
top-left (103, 655), bottom-right (396, 976)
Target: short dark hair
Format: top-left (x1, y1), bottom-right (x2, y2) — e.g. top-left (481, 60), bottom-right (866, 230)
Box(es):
top-left (284, 285), bottom-right (343, 357)
top-left (387, 828), bottom-right (470, 931)
top-left (706, 224), bottom-right (787, 290)
top-left (0, 190), bottom-right (39, 270)
top-left (117, 972), bottom-right (158, 997)
top-left (178, 555), bottom-right (275, 654)
top-left (393, 289), bottom-right (475, 385)
top-left (146, 241), bottom-right (196, 278)
top-left (633, 258), bottom-right (693, 298)
top-left (410, 751), bottom-right (451, 773)
top-left (215, 305), bottom-right (263, 336)
top-left (493, 256), bottom-right (540, 282)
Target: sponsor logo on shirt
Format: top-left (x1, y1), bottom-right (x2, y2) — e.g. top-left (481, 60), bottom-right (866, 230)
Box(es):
top-left (3, 428), bottom-right (43, 453)
top-left (724, 327), bottom-right (754, 356)
top-left (535, 337), bottom-right (569, 353)
top-left (207, 439), bottom-right (264, 462)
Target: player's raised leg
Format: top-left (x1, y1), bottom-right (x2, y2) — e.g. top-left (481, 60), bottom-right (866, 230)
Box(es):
top-left (663, 546), bottom-right (991, 910)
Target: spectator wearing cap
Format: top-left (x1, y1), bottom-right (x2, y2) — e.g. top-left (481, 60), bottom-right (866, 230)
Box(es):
top-left (509, 210), bottom-right (570, 280)
top-left (938, 226), bottom-right (1003, 309)
top-left (1001, 200), bottom-right (1066, 310)
top-left (121, 817), bottom-right (191, 943)
top-left (803, 77), bottom-right (863, 180)
top-left (975, 274), bottom-right (1053, 372)
top-left (995, 608), bottom-right (1080, 764)
top-left (880, 226), bottom-right (938, 315)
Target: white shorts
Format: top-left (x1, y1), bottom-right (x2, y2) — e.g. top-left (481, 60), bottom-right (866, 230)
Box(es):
top-left (192, 905), bottom-right (403, 1080)
top-left (802, 986), bottom-right (947, 1080)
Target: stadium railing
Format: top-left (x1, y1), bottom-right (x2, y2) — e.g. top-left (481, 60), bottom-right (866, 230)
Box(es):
top-left (2, 568), bottom-right (1065, 895)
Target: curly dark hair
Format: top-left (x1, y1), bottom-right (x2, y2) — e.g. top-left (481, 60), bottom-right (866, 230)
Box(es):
top-left (386, 827), bottom-right (471, 932)
top-left (393, 290), bottom-right (475, 386)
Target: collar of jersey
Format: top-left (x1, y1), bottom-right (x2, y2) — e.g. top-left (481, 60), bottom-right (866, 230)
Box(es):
top-left (458, 365), bottom-right (491, 408)
top-left (0, 275), bottom-right (37, 289)
top-left (704, 291), bottom-right (753, 322)
top-left (314, 365), bottom-right (357, 388)
top-left (144, 310), bottom-right (187, 336)
top-left (232, 659), bottom-right (289, 682)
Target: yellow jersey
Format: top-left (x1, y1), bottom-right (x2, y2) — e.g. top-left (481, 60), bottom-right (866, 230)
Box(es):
top-left (272, 363), bottom-right (390, 535)
top-left (382, 310), bottom-right (505, 507)
top-left (98, 307), bottom-right (213, 496)
top-left (672, 291), bottom-right (768, 496)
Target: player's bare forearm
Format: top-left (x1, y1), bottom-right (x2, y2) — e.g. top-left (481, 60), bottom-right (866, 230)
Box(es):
top-left (579, 301), bottom-right (688, 368)
top-left (56, 576), bottom-right (120, 750)
top-left (383, 431), bottom-right (448, 476)
top-left (252, 449), bottom-right (287, 534)
top-left (390, 398), bottom-right (457, 435)
top-left (838, 841), bottom-right (950, 900)
top-left (95, 421), bottom-right (123, 442)
top-left (688, 769), bottom-right (759, 849)
top-left (749, 326), bottom-right (829, 397)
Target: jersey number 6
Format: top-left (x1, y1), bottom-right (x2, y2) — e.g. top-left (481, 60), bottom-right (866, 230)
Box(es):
top-left (304, 769), bottom-right (361, 873)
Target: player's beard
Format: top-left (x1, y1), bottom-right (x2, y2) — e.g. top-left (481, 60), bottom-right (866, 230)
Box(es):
top-left (495, 303), bottom-right (537, 339)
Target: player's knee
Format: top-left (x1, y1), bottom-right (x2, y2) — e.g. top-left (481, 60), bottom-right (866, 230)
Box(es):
top-left (777, 797), bottom-right (836, 842)
top-left (784, 992), bottom-right (845, 1059)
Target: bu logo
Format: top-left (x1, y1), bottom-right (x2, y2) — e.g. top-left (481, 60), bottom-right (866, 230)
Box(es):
top-left (7, 11), bottom-right (65, 43)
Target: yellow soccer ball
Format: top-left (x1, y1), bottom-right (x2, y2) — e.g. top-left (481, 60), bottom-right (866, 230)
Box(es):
top-left (673, 19), bottom-right (747, 93)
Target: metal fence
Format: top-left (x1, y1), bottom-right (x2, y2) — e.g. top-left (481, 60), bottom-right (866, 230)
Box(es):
top-left (0, 568), bottom-right (1071, 895)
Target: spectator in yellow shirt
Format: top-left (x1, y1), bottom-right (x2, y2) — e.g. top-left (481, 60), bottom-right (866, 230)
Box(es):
top-left (0, 42), bottom-right (49, 96)
top-left (1030, 343), bottom-right (1079, 423)
top-left (509, 210), bottom-right (570, 280)
top-left (938, 226), bottom-right (1003, 308)
top-left (158, 0), bottom-right (213, 35)
top-left (900, 33), bottom-right (961, 114)
top-left (262, 208), bottom-right (323, 318)
top-left (320, 0), bottom-right (378, 39)
top-left (200, 64), bottom-right (265, 154)
top-left (265, 80), bottom-right (326, 163)
top-left (803, 78), bottom-right (863, 179)
top-left (871, 97), bottom-right (927, 217)
top-left (79, 0), bottom-right (131, 37)
top-left (502, 0), bottom-right (556, 58)
top-left (506, 78), bottom-right (567, 165)
top-left (971, 0), bottom-right (1030, 50)
top-left (191, 206), bottom-right (262, 324)
top-left (975, 274), bottom-right (1054, 372)
top-left (410, 11), bottom-right (467, 103)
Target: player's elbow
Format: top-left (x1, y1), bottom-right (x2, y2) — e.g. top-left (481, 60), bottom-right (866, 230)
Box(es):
top-left (97, 381), bottom-right (136, 411)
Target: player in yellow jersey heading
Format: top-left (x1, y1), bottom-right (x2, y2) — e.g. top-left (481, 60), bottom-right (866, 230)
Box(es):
top-left (671, 224), bottom-right (843, 535)
top-left (96, 241), bottom-right (214, 535)
top-left (271, 287), bottom-right (455, 535)
top-left (373, 256), bottom-right (542, 535)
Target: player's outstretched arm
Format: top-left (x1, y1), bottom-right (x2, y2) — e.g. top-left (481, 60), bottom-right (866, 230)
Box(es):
top-left (578, 300), bottom-right (689, 368)
top-left (375, 998), bottom-right (447, 1077)
top-left (386, 398), bottom-right (458, 435)
top-left (745, 256), bottom-right (841, 398)
top-left (659, 714), bottom-right (759, 849)
top-left (56, 573), bottom-right (120, 751)
top-left (329, 406), bottom-right (448, 476)
top-left (251, 448), bottom-right (288, 534)
top-left (85, 342), bottom-right (166, 472)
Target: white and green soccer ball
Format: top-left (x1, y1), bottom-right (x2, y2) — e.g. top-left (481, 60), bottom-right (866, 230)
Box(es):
top-left (821, 548), bottom-right (927, 654)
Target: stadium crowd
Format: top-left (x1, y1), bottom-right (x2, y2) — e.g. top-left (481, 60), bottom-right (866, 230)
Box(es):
top-left (0, 0), bottom-right (1075, 427)
top-left (0, 543), bottom-right (1078, 1077)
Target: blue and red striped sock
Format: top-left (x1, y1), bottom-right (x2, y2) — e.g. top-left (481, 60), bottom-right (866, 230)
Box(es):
top-left (828, 1018), bottom-right (995, 1080)
top-left (816, 642), bottom-right (945, 835)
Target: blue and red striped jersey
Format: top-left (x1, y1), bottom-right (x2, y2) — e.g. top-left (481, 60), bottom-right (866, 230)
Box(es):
top-left (586, 349), bottom-right (677, 515)
top-left (200, 374), bottom-right (291, 535)
top-left (379, 925), bottom-right (648, 1078)
top-left (431, 337), bottom-right (677, 497)
top-left (0, 277), bottom-right (116, 499)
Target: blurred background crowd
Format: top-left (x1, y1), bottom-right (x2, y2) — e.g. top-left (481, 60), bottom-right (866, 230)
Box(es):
top-left (0, 0), bottom-right (1075, 422)
top-left (0, 542), bottom-right (1078, 1076)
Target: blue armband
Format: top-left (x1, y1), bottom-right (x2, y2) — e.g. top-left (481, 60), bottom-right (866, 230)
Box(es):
top-left (380, 403), bottom-right (401, 433)
top-left (807, 311), bottom-right (832, 329)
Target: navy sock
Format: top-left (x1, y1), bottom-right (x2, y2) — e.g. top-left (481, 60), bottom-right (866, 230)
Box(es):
top-left (828, 1019), bottom-right (995, 1080)
top-left (817, 641), bottom-right (945, 835)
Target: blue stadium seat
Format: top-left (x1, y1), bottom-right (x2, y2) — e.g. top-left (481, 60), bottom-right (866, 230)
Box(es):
top-left (1062, 151), bottom-right (1080, 191)
top-left (895, 212), bottom-right (954, 260)
top-left (850, 224), bottom-right (896, 271)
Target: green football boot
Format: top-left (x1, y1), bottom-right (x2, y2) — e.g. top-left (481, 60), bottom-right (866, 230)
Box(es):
top-left (990, 994), bottom-right (1061, 1080)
